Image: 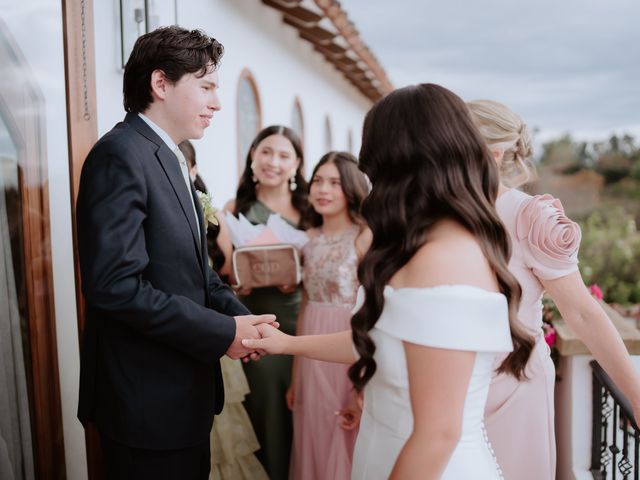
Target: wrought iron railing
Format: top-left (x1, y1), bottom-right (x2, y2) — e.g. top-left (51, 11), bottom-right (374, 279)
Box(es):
top-left (591, 360), bottom-right (640, 479)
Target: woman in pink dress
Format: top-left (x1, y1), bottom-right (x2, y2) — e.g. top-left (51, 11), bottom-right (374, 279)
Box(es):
top-left (288, 151), bottom-right (371, 480)
top-left (468, 99), bottom-right (640, 480)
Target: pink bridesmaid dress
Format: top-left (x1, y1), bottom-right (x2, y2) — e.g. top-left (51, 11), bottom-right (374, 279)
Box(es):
top-left (486, 188), bottom-right (582, 480)
top-left (289, 225), bottom-right (360, 480)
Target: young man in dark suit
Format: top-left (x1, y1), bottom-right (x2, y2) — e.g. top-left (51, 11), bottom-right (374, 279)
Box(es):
top-left (76, 26), bottom-right (274, 479)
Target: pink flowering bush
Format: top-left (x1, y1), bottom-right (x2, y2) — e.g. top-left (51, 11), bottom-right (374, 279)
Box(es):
top-left (589, 283), bottom-right (604, 300)
top-left (578, 208), bottom-right (640, 305)
top-left (543, 324), bottom-right (557, 348)
top-left (542, 297), bottom-right (561, 377)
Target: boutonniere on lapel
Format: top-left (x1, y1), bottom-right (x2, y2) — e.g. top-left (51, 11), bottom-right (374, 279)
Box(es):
top-left (196, 190), bottom-right (219, 227)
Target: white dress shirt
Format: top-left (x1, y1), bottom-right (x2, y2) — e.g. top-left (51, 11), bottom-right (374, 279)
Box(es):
top-left (138, 113), bottom-right (200, 236)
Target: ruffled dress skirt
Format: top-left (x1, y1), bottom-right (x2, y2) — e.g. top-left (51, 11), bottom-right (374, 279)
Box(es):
top-left (210, 357), bottom-right (268, 480)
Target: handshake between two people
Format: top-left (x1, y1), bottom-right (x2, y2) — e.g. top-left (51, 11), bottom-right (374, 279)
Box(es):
top-left (227, 320), bottom-right (363, 429)
top-left (225, 314), bottom-right (284, 362)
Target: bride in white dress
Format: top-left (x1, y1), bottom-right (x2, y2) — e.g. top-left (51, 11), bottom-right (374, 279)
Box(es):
top-left (243, 83), bottom-right (535, 479)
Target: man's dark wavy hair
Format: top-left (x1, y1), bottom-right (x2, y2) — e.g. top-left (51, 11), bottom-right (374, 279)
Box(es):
top-left (123, 26), bottom-right (224, 113)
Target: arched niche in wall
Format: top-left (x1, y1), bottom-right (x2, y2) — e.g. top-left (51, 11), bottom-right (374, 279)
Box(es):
top-left (236, 69), bottom-right (262, 176)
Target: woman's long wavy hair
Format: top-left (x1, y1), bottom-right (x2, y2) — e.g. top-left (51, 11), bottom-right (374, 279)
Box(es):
top-left (348, 84), bottom-right (534, 391)
top-left (234, 125), bottom-right (310, 226)
top-left (305, 151), bottom-right (369, 228)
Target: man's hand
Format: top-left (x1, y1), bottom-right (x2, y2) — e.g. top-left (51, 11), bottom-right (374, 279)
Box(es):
top-left (226, 314), bottom-right (277, 361)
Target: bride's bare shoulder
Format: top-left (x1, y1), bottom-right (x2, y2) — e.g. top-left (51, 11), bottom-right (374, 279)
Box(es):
top-left (393, 221), bottom-right (499, 292)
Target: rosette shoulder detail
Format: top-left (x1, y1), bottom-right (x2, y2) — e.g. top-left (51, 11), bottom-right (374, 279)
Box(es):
top-left (515, 194), bottom-right (581, 280)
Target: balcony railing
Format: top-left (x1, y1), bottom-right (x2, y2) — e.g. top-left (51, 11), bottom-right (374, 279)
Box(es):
top-left (591, 360), bottom-right (640, 479)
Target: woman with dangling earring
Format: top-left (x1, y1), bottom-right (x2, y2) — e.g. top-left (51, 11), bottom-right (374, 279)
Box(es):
top-left (222, 125), bottom-right (310, 480)
top-left (178, 140), bottom-right (268, 480)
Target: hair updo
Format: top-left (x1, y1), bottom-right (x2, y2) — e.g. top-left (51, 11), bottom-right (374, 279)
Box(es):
top-left (467, 99), bottom-right (536, 188)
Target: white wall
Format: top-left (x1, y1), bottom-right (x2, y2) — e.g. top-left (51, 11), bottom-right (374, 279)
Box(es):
top-left (555, 355), bottom-right (593, 480)
top-left (94, 0), bottom-right (372, 208)
top-left (0, 2), bottom-right (87, 479)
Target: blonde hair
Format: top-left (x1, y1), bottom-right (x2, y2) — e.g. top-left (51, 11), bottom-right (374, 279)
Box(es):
top-left (467, 99), bottom-right (536, 188)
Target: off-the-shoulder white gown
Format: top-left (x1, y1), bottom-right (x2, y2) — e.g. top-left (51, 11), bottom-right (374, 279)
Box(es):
top-left (351, 285), bottom-right (513, 480)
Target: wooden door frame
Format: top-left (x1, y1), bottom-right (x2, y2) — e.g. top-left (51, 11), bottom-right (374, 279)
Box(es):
top-left (61, 0), bottom-right (101, 478)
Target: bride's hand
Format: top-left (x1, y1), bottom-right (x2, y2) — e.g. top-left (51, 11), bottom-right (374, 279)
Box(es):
top-left (242, 324), bottom-right (290, 354)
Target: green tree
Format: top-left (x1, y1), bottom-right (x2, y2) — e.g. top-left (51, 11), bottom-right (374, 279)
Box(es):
top-left (579, 208), bottom-right (640, 304)
top-left (540, 134), bottom-right (582, 172)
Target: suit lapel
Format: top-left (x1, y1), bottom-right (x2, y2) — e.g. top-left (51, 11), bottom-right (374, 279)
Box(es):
top-left (124, 113), bottom-right (205, 273)
top-left (155, 146), bottom-right (205, 268)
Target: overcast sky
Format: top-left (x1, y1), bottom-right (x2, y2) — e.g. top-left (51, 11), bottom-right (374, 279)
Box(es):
top-left (340, 0), bottom-right (640, 146)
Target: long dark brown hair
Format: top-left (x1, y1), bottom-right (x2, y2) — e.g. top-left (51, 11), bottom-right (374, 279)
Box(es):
top-left (234, 125), bottom-right (310, 226)
top-left (348, 84), bottom-right (534, 391)
top-left (306, 151), bottom-right (369, 228)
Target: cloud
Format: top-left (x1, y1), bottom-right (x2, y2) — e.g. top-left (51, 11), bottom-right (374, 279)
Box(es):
top-left (340, 0), bottom-right (640, 141)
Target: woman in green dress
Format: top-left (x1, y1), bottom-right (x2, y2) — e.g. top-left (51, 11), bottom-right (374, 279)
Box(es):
top-left (180, 140), bottom-right (268, 480)
top-left (223, 125), bottom-right (310, 480)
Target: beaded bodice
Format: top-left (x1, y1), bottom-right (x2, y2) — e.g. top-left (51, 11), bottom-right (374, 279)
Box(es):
top-left (302, 225), bottom-right (359, 305)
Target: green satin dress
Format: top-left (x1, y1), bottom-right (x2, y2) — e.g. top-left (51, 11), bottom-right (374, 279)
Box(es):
top-left (239, 201), bottom-right (302, 480)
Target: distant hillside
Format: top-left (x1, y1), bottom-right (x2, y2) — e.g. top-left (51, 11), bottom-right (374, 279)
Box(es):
top-left (530, 134), bottom-right (640, 222)
top-left (531, 167), bottom-right (604, 218)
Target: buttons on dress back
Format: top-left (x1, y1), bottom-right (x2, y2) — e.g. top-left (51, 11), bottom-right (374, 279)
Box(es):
top-left (481, 421), bottom-right (505, 480)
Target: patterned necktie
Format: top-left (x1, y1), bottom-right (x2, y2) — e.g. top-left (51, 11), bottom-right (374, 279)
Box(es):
top-left (174, 147), bottom-right (201, 237)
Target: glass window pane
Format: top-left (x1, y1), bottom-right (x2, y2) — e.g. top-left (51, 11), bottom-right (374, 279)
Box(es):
top-left (0, 109), bottom-right (35, 479)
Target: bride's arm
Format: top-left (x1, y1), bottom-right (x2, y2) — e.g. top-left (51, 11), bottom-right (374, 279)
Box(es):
top-left (389, 343), bottom-right (476, 479)
top-left (389, 233), bottom-right (492, 478)
top-left (242, 327), bottom-right (356, 364)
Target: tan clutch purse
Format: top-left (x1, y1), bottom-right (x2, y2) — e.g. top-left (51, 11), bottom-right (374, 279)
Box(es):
top-left (231, 244), bottom-right (302, 289)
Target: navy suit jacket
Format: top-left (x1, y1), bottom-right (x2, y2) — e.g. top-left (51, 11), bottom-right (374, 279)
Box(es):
top-left (76, 113), bottom-right (249, 449)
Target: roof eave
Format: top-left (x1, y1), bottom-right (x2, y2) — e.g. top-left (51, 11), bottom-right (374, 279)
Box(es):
top-left (261, 0), bottom-right (394, 102)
